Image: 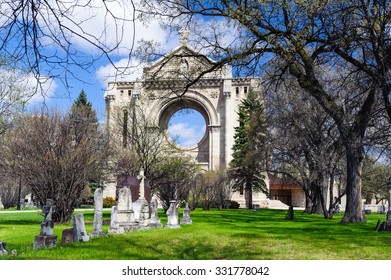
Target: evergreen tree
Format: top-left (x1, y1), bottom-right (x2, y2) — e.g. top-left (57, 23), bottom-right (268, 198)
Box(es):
top-left (70, 90), bottom-right (97, 143)
top-left (69, 90), bottom-right (103, 190)
top-left (229, 89), bottom-right (268, 209)
top-left (74, 89), bottom-right (92, 109)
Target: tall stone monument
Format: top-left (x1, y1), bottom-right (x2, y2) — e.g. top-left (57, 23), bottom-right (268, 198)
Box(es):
top-left (90, 188), bottom-right (104, 237)
top-left (33, 204), bottom-right (57, 249)
top-left (133, 168), bottom-right (150, 228)
top-left (165, 200), bottom-right (180, 229)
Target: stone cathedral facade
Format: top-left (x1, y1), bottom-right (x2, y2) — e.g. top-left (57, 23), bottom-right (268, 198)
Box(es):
top-left (102, 31), bottom-right (295, 208)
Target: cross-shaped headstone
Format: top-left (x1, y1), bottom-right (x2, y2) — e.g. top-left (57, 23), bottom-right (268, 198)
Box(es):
top-left (137, 168), bottom-right (145, 200)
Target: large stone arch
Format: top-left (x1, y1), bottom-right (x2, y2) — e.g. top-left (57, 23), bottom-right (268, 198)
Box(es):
top-left (149, 90), bottom-right (220, 170)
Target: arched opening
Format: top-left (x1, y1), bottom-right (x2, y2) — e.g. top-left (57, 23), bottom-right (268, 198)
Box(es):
top-left (158, 97), bottom-right (211, 165)
top-left (168, 108), bottom-right (206, 148)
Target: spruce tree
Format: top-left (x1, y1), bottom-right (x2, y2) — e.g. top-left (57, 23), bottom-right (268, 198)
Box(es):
top-left (229, 89), bottom-right (268, 209)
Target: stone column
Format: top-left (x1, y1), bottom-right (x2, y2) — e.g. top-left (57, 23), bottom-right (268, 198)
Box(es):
top-left (208, 125), bottom-right (221, 171)
top-left (223, 90), bottom-right (233, 166)
top-left (104, 95), bottom-right (115, 132)
top-left (90, 188), bottom-right (103, 237)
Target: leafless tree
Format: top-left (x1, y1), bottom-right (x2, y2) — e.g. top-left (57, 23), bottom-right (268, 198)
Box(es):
top-left (5, 108), bottom-right (103, 222)
top-left (137, 0), bottom-right (390, 222)
top-left (190, 169), bottom-right (231, 210)
top-left (265, 65), bottom-right (346, 218)
top-left (0, 62), bottom-right (34, 136)
top-left (108, 104), bottom-right (174, 177)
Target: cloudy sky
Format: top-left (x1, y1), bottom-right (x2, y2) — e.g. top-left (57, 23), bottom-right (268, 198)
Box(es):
top-left (2, 1), bottom-right (230, 146)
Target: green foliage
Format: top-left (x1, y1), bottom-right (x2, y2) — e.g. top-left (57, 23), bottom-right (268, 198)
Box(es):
top-left (74, 90), bottom-right (92, 108)
top-left (103, 197), bottom-right (116, 208)
top-left (229, 89), bottom-right (268, 208)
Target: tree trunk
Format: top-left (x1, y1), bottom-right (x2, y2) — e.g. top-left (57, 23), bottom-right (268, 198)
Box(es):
top-left (246, 179), bottom-right (253, 209)
top-left (341, 143), bottom-right (366, 223)
top-left (328, 173), bottom-right (334, 219)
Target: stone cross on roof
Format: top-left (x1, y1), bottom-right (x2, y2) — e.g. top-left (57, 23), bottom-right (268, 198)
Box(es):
top-left (179, 26), bottom-right (190, 46)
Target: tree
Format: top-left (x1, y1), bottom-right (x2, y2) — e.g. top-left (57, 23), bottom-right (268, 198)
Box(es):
top-left (190, 169), bottom-right (231, 210)
top-left (362, 157), bottom-right (391, 204)
top-left (138, 0), bottom-right (391, 222)
top-left (0, 62), bottom-right (33, 136)
top-left (265, 66), bottom-right (346, 217)
top-left (229, 89), bottom-right (268, 209)
top-left (7, 108), bottom-right (102, 223)
top-left (150, 155), bottom-right (199, 211)
top-left (108, 104), bottom-right (173, 178)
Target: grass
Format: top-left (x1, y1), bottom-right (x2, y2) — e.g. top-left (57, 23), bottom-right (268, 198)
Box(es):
top-left (0, 208), bottom-right (390, 260)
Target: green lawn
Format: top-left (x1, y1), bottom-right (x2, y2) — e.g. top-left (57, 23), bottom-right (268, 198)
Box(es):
top-left (0, 208), bottom-right (390, 260)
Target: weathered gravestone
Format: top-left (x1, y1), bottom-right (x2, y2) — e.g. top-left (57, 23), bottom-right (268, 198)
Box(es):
top-left (147, 199), bottom-right (162, 229)
top-left (90, 188), bottom-right (104, 237)
top-left (61, 228), bottom-right (74, 244)
top-left (165, 200), bottom-right (180, 229)
top-left (33, 204), bottom-right (57, 249)
top-left (109, 187), bottom-right (135, 233)
top-left (73, 214), bottom-right (89, 242)
top-left (180, 202), bottom-right (192, 225)
top-left (0, 241), bottom-right (9, 256)
top-left (108, 206), bottom-right (124, 234)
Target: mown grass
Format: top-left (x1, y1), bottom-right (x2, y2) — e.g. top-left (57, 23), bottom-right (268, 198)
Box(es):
top-left (0, 208), bottom-right (390, 260)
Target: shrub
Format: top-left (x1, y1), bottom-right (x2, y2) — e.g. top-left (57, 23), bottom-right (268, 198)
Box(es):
top-left (103, 197), bottom-right (116, 208)
top-left (227, 200), bottom-right (240, 209)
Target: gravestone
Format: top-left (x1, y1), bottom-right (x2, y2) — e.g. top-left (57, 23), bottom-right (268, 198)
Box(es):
top-left (108, 186), bottom-right (136, 233)
top-left (61, 228), bottom-right (74, 244)
top-left (147, 199), bottom-right (162, 228)
top-left (90, 188), bottom-right (104, 237)
top-left (140, 202), bottom-right (150, 228)
top-left (108, 206), bottom-right (124, 234)
top-left (73, 214), bottom-right (89, 242)
top-left (0, 241), bottom-right (9, 256)
top-left (180, 202), bottom-right (192, 225)
top-left (165, 200), bottom-right (180, 229)
top-left (33, 205), bottom-right (57, 249)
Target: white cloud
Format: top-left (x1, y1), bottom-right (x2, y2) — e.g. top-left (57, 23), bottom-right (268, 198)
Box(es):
top-left (96, 58), bottom-right (146, 86)
top-left (168, 122), bottom-right (206, 147)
